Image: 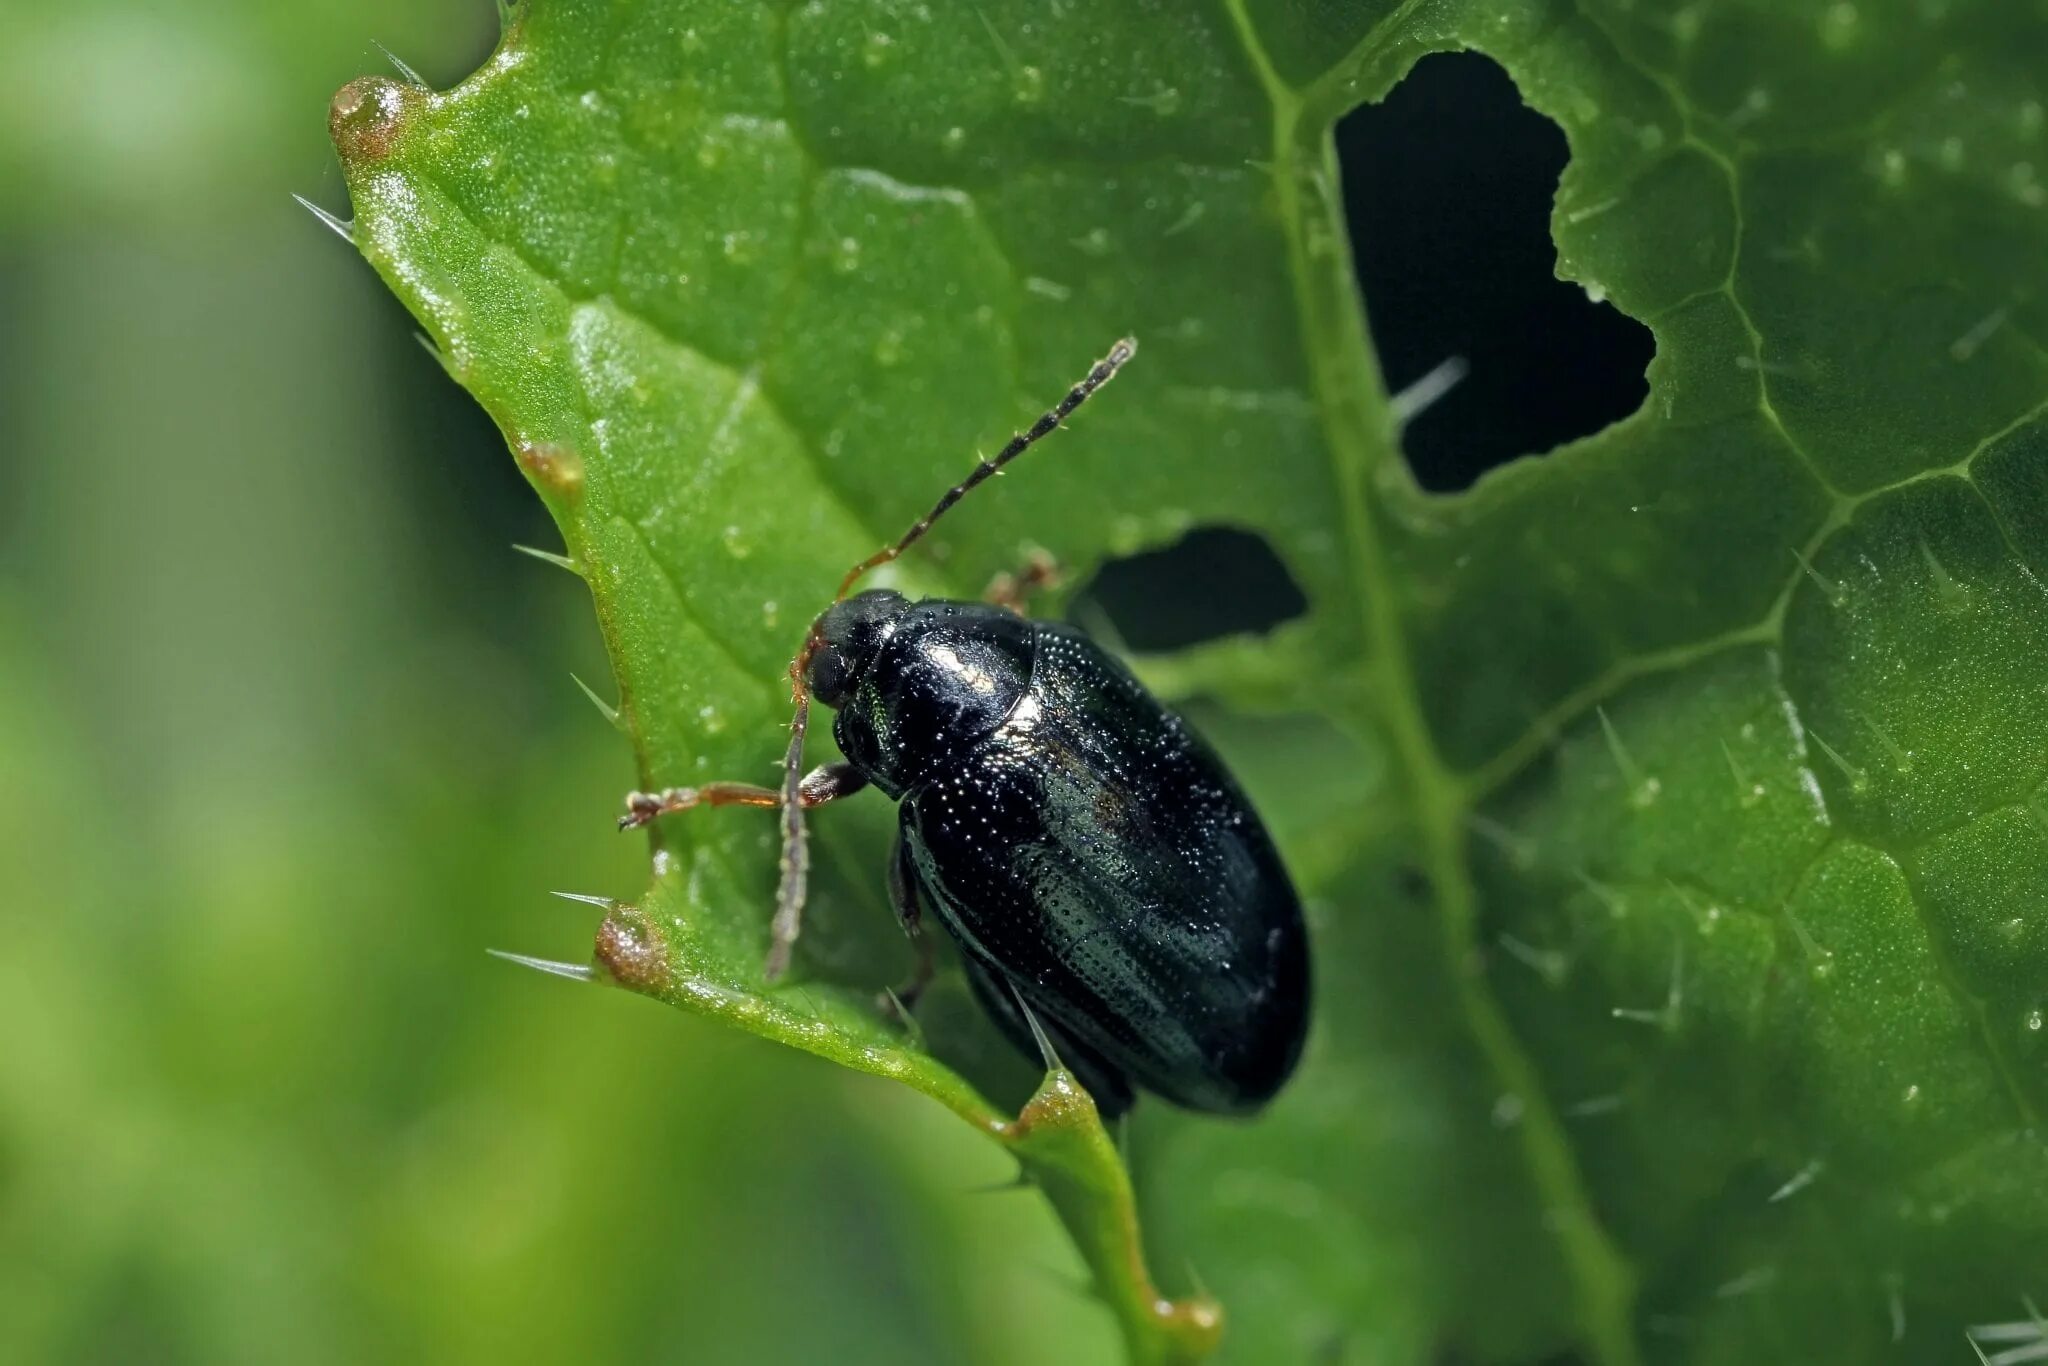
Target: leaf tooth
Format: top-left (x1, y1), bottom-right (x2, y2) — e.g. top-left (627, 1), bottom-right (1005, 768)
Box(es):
top-left (1918, 534), bottom-right (1970, 609)
top-left (550, 891), bottom-right (617, 910)
top-left (370, 40), bottom-right (429, 89)
top-left (570, 673), bottom-right (624, 730)
top-left (1161, 201), bottom-right (1206, 237)
top-left (1781, 904), bottom-right (1835, 973)
top-left (1610, 941), bottom-right (1684, 1031)
top-left (593, 903), bottom-right (672, 994)
top-left (1950, 305), bottom-right (2011, 362)
top-left (1806, 727), bottom-right (1871, 795)
top-left (1766, 1158), bottom-right (1824, 1203)
top-left (1563, 195), bottom-right (1621, 226)
top-left (512, 543), bottom-right (581, 576)
top-left (1495, 932), bottom-right (1568, 987)
top-left (1015, 994), bottom-right (1065, 1073)
top-left (290, 193), bottom-right (354, 246)
top-left (1982, 1343), bottom-right (2048, 1366)
top-left (1855, 708), bottom-right (1915, 774)
top-left (1967, 1305), bottom-right (2048, 1366)
top-left (1665, 879), bottom-right (1728, 936)
top-left (412, 332), bottom-right (460, 380)
top-left (1712, 1266), bottom-right (1778, 1300)
top-left (1573, 867), bottom-right (1629, 918)
top-left (1595, 706), bottom-right (1662, 808)
top-left (1972, 1298), bottom-right (2048, 1342)
top-left (1790, 543), bottom-right (1848, 607)
top-left (877, 987), bottom-right (926, 1050)
top-left (1389, 355), bottom-right (1469, 427)
top-left (1733, 352), bottom-right (1802, 378)
top-left (1720, 739), bottom-right (1767, 808)
top-left (485, 948), bottom-right (595, 982)
top-left (514, 441), bottom-right (586, 499)
top-left (1467, 812), bottom-right (1539, 871)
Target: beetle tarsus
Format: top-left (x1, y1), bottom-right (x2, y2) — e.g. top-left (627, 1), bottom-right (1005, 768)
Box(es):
top-left (985, 547), bottom-right (1061, 615)
top-left (618, 788), bottom-right (681, 830)
top-left (619, 770), bottom-right (866, 834)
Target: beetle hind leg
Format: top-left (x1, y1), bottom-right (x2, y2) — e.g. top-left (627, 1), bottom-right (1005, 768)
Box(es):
top-left (961, 956), bottom-right (1137, 1119)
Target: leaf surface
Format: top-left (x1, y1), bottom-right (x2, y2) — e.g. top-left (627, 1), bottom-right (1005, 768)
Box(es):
top-left (331, 1), bottom-right (2048, 1360)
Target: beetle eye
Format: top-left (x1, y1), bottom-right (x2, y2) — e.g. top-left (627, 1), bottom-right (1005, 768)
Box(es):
top-left (806, 647), bottom-right (853, 707)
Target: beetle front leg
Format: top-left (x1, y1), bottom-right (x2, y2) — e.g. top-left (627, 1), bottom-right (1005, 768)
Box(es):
top-left (619, 762), bottom-right (869, 831)
top-left (984, 547), bottom-right (1060, 615)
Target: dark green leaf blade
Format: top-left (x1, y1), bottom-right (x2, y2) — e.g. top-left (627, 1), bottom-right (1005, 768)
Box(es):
top-left (330, 0), bottom-right (2048, 1361)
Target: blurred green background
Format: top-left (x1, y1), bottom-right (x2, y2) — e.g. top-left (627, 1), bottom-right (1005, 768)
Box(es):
top-left (0, 4), bottom-right (1116, 1361)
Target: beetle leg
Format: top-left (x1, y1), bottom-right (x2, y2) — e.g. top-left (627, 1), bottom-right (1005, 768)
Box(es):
top-left (619, 762), bottom-right (868, 831)
top-left (879, 831), bottom-right (937, 1018)
top-left (960, 957), bottom-right (1137, 1119)
top-left (983, 547), bottom-right (1060, 615)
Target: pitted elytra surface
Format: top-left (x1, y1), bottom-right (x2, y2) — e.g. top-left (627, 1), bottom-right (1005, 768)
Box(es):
top-left (824, 596), bottom-right (1310, 1118)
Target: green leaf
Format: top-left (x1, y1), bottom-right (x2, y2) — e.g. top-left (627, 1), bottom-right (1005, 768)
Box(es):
top-left (329, 0), bottom-right (2048, 1361)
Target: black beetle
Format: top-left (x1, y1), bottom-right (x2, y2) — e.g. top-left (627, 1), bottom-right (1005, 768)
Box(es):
top-left (621, 340), bottom-right (1310, 1117)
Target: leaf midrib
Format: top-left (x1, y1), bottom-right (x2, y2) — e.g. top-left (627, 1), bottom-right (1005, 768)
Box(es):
top-left (1219, 4), bottom-right (1646, 1364)
top-left (1235, 9), bottom-right (2048, 1353)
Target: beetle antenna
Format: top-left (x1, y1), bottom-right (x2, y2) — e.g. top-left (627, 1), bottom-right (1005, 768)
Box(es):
top-left (832, 336), bottom-right (1136, 601)
top-left (768, 337), bottom-right (1135, 983)
top-left (763, 678), bottom-right (811, 982)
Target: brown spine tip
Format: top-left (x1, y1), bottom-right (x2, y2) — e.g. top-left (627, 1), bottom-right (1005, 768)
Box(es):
top-left (594, 906), bottom-right (672, 995)
top-left (515, 441), bottom-right (586, 499)
top-left (329, 76), bottom-right (420, 164)
top-left (1004, 1068), bottom-right (1094, 1139)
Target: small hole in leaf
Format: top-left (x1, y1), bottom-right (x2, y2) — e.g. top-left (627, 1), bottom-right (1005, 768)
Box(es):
top-left (1335, 52), bottom-right (1654, 492)
top-left (1074, 527), bottom-right (1306, 652)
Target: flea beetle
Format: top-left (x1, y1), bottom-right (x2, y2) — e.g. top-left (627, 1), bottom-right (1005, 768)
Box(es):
top-left (620, 340), bottom-right (1310, 1117)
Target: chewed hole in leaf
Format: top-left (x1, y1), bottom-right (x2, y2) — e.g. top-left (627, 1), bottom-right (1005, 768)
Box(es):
top-left (1336, 52), bottom-right (1654, 492)
top-left (1074, 527), bottom-right (1307, 652)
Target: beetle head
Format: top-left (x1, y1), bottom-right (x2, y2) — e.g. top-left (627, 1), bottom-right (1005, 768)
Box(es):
top-left (801, 588), bottom-right (909, 707)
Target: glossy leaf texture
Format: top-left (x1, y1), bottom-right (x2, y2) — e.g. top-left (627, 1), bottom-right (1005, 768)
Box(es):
top-left (328, 0), bottom-right (2048, 1361)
